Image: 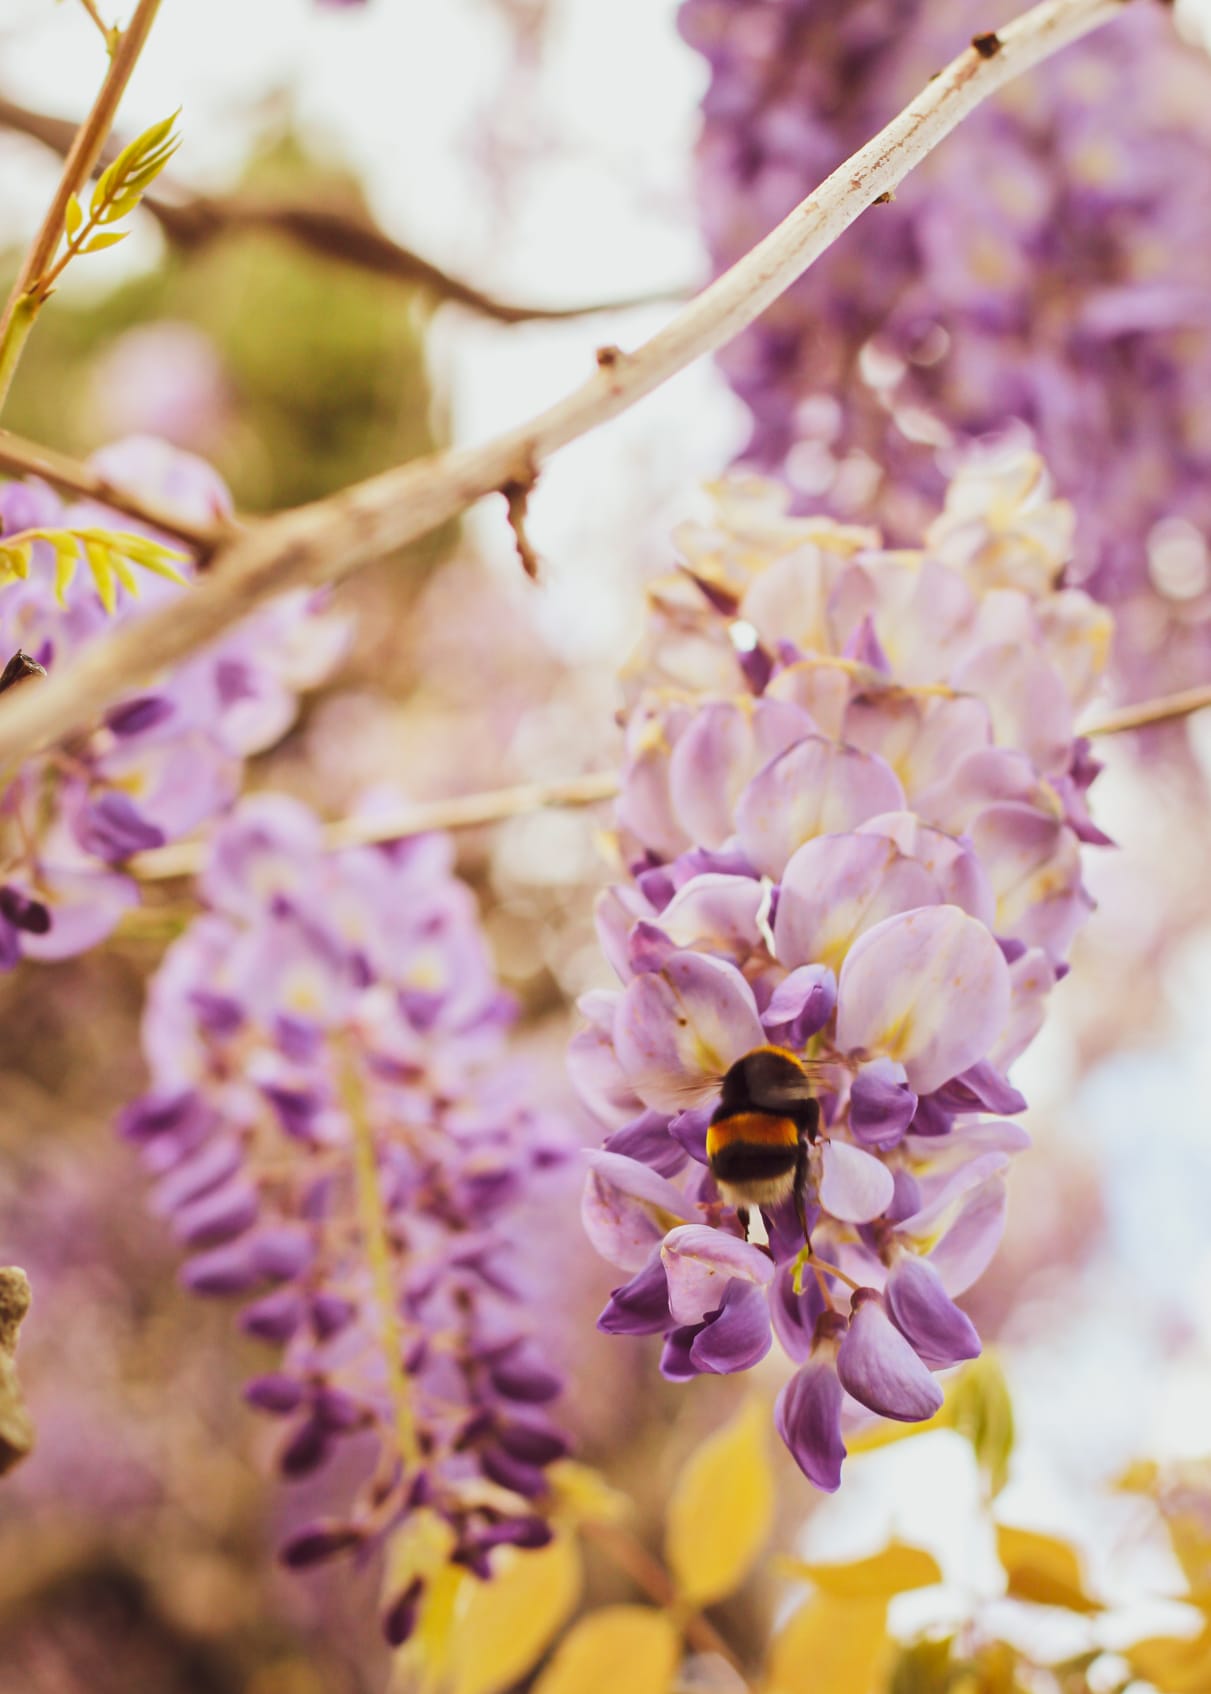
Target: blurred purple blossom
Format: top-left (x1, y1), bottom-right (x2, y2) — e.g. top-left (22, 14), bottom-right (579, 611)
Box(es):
top-left (123, 795), bottom-right (574, 1639)
top-left (575, 453), bottom-right (1106, 1487)
top-left (0, 439), bottom-right (349, 966)
top-left (678, 0), bottom-right (1211, 706)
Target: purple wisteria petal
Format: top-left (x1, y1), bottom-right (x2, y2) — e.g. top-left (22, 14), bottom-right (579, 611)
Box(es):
top-left (774, 831), bottom-right (939, 971)
top-left (656, 872), bottom-right (766, 962)
top-left (885, 1253), bottom-right (981, 1369)
top-left (603, 1110), bottom-right (687, 1177)
top-left (903, 1174), bottom-right (1009, 1296)
top-left (661, 1223), bottom-right (774, 1325)
top-left (582, 1151), bottom-right (696, 1272)
top-left (668, 697), bottom-right (813, 847)
top-left (775, 1354), bottom-right (846, 1491)
top-left (817, 1140), bottom-right (895, 1223)
top-left (837, 1293), bottom-right (943, 1422)
top-left (690, 1280), bottom-right (773, 1373)
top-left (857, 811), bottom-right (995, 926)
top-left (849, 1058), bottom-right (918, 1150)
top-left (613, 950), bottom-right (764, 1111)
top-left (836, 906), bottom-right (1011, 1093)
top-left (735, 735), bottom-right (905, 879)
top-left (597, 1250), bottom-right (671, 1335)
top-left (770, 1263), bottom-right (825, 1364)
top-left (935, 1060), bottom-right (1026, 1117)
top-left (761, 963), bottom-right (836, 1045)
top-left (969, 804), bottom-right (1091, 959)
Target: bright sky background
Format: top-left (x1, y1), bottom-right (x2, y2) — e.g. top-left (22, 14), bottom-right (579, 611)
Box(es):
top-left (5, 0), bottom-right (1211, 1628)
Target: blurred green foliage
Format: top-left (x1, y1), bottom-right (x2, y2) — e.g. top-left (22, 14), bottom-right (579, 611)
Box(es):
top-left (2, 130), bottom-right (441, 513)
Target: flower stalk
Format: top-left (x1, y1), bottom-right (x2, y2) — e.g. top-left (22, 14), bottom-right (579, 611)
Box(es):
top-left (340, 1050), bottom-right (422, 1473)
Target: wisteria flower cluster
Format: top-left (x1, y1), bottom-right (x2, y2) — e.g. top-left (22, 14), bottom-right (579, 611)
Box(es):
top-left (121, 795), bottom-right (572, 1640)
top-left (679, 0), bottom-right (1211, 703)
top-left (572, 446), bottom-right (1108, 1488)
top-left (0, 438), bottom-right (348, 967)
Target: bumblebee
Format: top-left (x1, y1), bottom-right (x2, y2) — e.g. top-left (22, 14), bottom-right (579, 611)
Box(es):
top-left (706, 1046), bottom-right (829, 1244)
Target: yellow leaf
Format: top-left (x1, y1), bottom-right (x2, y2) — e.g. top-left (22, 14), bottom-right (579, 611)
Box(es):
top-left (449, 1533), bottom-right (582, 1694)
top-left (846, 1402), bottom-right (950, 1455)
top-left (782, 1541), bottom-right (943, 1600)
top-left (81, 230), bottom-right (129, 254)
top-left (995, 1525), bottom-right (1099, 1614)
top-left (84, 540), bottom-right (117, 614)
top-left (533, 1606), bottom-right (679, 1694)
top-left (765, 1594), bottom-right (890, 1694)
top-left (1127, 1624), bottom-right (1211, 1693)
top-left (666, 1398), bottom-right (774, 1606)
top-left (65, 194), bottom-right (83, 238)
top-left (547, 1459), bottom-right (631, 1527)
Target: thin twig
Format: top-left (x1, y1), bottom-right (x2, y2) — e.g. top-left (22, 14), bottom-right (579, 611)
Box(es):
top-left (0, 428), bottom-right (232, 555)
top-left (0, 0), bottom-right (164, 408)
top-left (581, 1520), bottom-right (753, 1686)
top-left (1082, 683), bottom-right (1211, 737)
top-left (0, 93), bottom-right (688, 326)
top-left (75, 0), bottom-right (118, 50)
top-left (131, 771), bottom-right (619, 880)
top-left (0, 0), bottom-right (1136, 765)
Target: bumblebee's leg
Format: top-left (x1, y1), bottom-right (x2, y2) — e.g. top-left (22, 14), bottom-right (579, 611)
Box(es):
top-left (803, 1098), bottom-right (821, 1143)
top-left (792, 1141), bottom-right (810, 1247)
top-left (736, 1205), bottom-right (750, 1241)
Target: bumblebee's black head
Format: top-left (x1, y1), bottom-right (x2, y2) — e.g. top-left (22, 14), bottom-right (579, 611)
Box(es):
top-left (716, 1045), bottom-right (818, 1132)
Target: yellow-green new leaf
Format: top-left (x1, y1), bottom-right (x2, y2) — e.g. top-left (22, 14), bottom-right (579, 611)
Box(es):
top-left (948, 1352), bottom-right (1015, 1496)
top-left (783, 1541), bottom-right (942, 1600)
top-left (995, 1525), bottom-right (1100, 1614)
top-left (449, 1533), bottom-right (582, 1694)
top-left (83, 540), bottom-right (117, 614)
top-left (81, 231), bottom-right (129, 254)
top-left (533, 1607), bottom-right (679, 1694)
top-left (65, 195), bottom-right (84, 239)
top-left (766, 1594), bottom-right (890, 1694)
top-left (666, 1398), bottom-right (774, 1605)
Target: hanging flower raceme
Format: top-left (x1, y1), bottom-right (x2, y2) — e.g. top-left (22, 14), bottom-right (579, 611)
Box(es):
top-left (0, 437), bottom-right (348, 966)
top-left (678, 0), bottom-right (1211, 706)
top-left (572, 449), bottom-right (1108, 1490)
top-left (121, 795), bottom-right (572, 1641)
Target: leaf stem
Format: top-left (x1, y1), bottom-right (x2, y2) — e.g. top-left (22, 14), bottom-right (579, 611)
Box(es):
top-left (0, 0), bottom-right (1138, 761)
top-left (0, 0), bottom-right (164, 412)
top-left (339, 1051), bottom-right (421, 1474)
top-left (580, 1519), bottom-right (753, 1687)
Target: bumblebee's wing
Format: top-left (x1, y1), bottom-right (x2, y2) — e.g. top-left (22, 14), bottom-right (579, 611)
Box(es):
top-left (621, 1070), bottom-right (724, 1112)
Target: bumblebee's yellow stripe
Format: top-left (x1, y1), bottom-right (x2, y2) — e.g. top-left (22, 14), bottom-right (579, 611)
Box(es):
top-left (707, 1112), bottom-right (799, 1159)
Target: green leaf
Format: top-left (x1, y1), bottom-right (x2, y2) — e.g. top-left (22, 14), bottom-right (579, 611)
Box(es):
top-left (65, 194), bottom-right (84, 239)
top-left (533, 1607), bottom-right (679, 1694)
top-left (947, 1351), bottom-right (1014, 1496)
top-left (91, 111), bottom-right (181, 219)
top-left (665, 1398), bottom-right (774, 1606)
